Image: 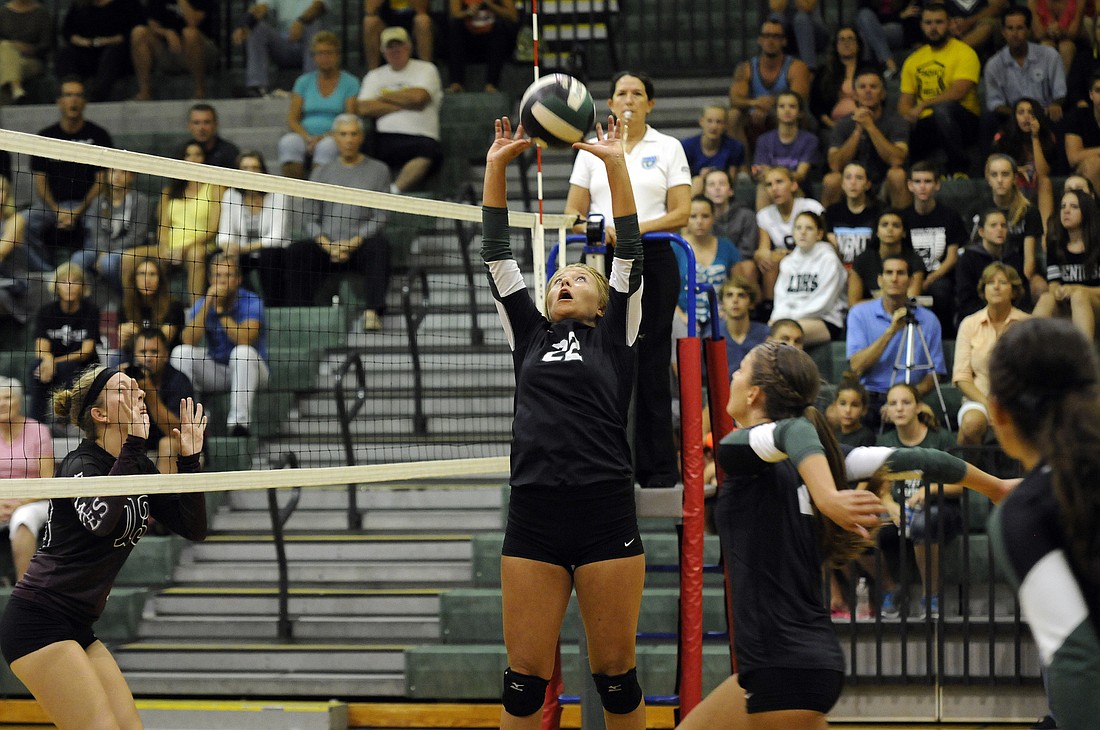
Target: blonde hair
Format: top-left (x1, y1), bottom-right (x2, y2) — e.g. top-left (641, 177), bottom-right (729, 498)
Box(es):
top-left (52, 365), bottom-right (106, 435)
top-left (977, 261), bottom-right (1024, 303)
top-left (311, 30), bottom-right (340, 52)
top-left (51, 261), bottom-right (87, 296)
top-left (544, 263), bottom-right (610, 319)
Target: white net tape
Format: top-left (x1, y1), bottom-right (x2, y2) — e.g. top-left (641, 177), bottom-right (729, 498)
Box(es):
top-left (0, 455), bottom-right (511, 500)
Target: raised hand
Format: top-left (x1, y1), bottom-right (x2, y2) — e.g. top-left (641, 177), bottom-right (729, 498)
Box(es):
top-left (174, 397), bottom-right (208, 457)
top-left (572, 115), bottom-right (625, 161)
top-left (485, 117), bottom-right (531, 168)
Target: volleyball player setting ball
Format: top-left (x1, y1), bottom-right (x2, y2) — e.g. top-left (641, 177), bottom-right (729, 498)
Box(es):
top-left (482, 109), bottom-right (648, 729)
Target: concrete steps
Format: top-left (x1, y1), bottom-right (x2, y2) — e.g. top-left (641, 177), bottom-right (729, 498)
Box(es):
top-left (98, 484), bottom-right (511, 699)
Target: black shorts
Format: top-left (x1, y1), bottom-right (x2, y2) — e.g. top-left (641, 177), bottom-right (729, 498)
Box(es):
top-left (502, 482), bottom-right (643, 572)
top-left (0, 595), bottom-right (98, 665)
top-left (740, 667), bottom-right (844, 714)
top-left (372, 133), bottom-right (443, 170)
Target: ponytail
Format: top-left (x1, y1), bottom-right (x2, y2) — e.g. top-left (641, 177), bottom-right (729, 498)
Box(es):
top-left (1034, 394), bottom-right (1100, 589)
top-left (990, 319), bottom-right (1100, 590)
top-left (804, 405), bottom-right (874, 566)
top-left (752, 341), bottom-right (874, 566)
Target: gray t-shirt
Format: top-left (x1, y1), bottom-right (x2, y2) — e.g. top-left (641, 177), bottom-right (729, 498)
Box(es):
top-left (306, 156), bottom-right (392, 242)
top-left (828, 109), bottom-right (911, 184)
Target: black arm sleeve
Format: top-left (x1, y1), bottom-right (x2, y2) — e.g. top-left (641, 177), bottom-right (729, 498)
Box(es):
top-left (480, 206), bottom-right (512, 262)
top-left (148, 452), bottom-right (208, 541)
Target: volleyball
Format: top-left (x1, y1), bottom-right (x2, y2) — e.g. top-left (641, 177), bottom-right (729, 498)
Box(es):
top-left (519, 73), bottom-right (596, 148)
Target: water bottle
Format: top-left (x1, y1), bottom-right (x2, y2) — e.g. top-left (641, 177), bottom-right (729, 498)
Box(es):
top-left (855, 577), bottom-right (871, 620)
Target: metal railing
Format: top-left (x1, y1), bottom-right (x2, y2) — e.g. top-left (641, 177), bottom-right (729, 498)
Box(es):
top-left (334, 353), bottom-right (368, 531)
top-left (838, 443), bottom-right (1037, 685)
top-left (266, 451), bottom-right (301, 641)
top-left (400, 267), bottom-right (431, 436)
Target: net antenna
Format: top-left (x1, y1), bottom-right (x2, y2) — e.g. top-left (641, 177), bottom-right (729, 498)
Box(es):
top-left (529, 0), bottom-right (551, 315)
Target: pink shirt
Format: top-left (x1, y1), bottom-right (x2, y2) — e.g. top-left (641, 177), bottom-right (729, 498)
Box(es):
top-left (0, 418), bottom-right (53, 479)
top-left (952, 307), bottom-right (1030, 398)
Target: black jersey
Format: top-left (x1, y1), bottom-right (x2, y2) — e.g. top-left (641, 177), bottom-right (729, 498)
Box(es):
top-left (989, 464), bottom-right (1100, 730)
top-left (716, 419), bottom-right (845, 675)
top-left (482, 207), bottom-right (643, 489)
top-left (13, 436), bottom-right (206, 624)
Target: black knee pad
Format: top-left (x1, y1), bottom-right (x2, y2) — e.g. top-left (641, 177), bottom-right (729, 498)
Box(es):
top-left (501, 667), bottom-right (548, 717)
top-left (592, 667), bottom-right (643, 714)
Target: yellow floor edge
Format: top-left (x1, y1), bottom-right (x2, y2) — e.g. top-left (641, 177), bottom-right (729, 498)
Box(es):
top-left (0, 699), bottom-right (1031, 729)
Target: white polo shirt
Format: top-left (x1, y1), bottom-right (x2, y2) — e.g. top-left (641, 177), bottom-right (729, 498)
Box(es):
top-left (569, 125), bottom-right (691, 229)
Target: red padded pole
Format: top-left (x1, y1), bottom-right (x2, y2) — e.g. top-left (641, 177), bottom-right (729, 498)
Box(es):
top-left (677, 336), bottom-right (704, 716)
top-left (704, 337), bottom-right (733, 481)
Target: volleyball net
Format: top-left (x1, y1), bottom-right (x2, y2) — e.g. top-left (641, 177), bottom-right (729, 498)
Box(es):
top-left (0, 128), bottom-right (578, 477)
top-left (0, 128), bottom-right (723, 716)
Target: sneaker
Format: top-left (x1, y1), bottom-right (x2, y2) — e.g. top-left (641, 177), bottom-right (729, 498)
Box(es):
top-left (830, 607), bottom-right (851, 621)
top-left (879, 590), bottom-right (900, 620)
top-left (362, 310), bottom-right (383, 331)
top-left (918, 594), bottom-right (940, 620)
top-left (1031, 715), bottom-right (1058, 729)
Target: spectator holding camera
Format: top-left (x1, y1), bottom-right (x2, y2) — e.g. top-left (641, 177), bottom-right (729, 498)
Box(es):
top-left (846, 254), bottom-right (946, 430)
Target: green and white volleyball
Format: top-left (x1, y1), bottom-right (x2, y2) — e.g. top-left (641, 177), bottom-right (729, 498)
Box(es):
top-left (519, 74), bottom-right (596, 148)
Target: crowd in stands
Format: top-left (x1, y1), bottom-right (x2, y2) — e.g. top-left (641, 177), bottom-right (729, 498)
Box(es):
top-left (0, 0), bottom-right (522, 103)
top-left (676, 3), bottom-right (1100, 411)
top-left (676, 4), bottom-right (1099, 667)
top-left (0, 0), bottom-right (1098, 601)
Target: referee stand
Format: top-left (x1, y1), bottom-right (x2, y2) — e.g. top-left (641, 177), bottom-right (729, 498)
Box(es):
top-left (541, 231), bottom-right (726, 728)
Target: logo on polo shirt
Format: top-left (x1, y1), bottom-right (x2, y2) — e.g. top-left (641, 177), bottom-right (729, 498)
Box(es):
top-left (642, 156), bottom-right (657, 169)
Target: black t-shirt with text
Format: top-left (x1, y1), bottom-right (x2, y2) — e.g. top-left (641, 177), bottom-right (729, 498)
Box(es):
top-left (902, 203), bottom-right (967, 273)
top-left (33, 299), bottom-right (101, 359)
top-left (826, 201), bottom-right (880, 266)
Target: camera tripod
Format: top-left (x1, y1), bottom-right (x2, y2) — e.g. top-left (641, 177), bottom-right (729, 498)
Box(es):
top-left (891, 305), bottom-right (952, 431)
